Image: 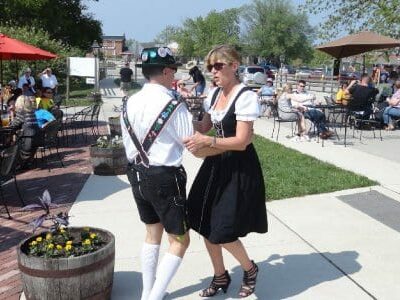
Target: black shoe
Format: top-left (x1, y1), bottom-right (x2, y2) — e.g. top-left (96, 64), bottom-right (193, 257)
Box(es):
top-left (199, 270), bottom-right (231, 297)
top-left (238, 261), bottom-right (259, 298)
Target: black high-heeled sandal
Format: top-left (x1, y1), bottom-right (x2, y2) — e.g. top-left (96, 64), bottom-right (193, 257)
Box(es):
top-left (199, 270), bottom-right (231, 297)
top-left (238, 261), bottom-right (259, 298)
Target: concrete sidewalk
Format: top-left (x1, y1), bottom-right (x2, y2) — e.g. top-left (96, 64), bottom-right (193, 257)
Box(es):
top-left (67, 81), bottom-right (400, 299)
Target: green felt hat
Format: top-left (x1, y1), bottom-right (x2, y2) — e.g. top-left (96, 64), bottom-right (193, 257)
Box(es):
top-left (137, 47), bottom-right (182, 68)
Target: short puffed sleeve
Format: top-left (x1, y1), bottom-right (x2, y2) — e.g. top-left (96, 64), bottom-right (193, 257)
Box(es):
top-left (234, 90), bottom-right (260, 121)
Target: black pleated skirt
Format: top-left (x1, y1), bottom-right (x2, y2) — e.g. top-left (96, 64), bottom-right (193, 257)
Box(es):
top-left (187, 143), bottom-right (268, 244)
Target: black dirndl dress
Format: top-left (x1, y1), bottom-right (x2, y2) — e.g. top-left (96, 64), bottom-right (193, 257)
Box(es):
top-left (188, 87), bottom-right (268, 244)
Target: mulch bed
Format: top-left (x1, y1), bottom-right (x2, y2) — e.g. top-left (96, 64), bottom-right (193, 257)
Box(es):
top-left (0, 126), bottom-right (107, 300)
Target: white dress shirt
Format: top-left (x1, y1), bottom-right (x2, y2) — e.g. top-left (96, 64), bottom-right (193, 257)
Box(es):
top-left (18, 75), bottom-right (35, 90)
top-left (121, 83), bottom-right (193, 166)
top-left (41, 74), bottom-right (58, 89)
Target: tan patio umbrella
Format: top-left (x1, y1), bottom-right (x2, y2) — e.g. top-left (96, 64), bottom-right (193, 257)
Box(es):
top-left (316, 31), bottom-right (400, 59)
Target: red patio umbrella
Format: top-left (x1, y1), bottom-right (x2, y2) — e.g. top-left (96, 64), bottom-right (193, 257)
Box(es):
top-left (0, 33), bottom-right (57, 60)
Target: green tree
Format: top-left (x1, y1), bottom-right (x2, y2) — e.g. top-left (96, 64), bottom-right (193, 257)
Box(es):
top-left (173, 8), bottom-right (241, 58)
top-left (242, 0), bottom-right (314, 65)
top-left (309, 49), bottom-right (333, 67)
top-left (303, 0), bottom-right (400, 40)
top-left (0, 0), bottom-right (102, 49)
top-left (154, 26), bottom-right (179, 45)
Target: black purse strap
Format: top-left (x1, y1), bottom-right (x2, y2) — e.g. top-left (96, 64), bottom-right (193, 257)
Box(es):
top-left (122, 95), bottom-right (182, 167)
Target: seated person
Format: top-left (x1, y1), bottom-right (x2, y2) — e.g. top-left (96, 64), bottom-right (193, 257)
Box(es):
top-left (336, 82), bottom-right (351, 105)
top-left (177, 80), bottom-right (193, 98)
top-left (276, 83), bottom-right (307, 141)
top-left (257, 78), bottom-right (276, 117)
top-left (36, 88), bottom-right (55, 111)
top-left (382, 80), bottom-right (400, 130)
top-left (35, 109), bottom-right (56, 128)
top-left (293, 80), bottom-right (333, 139)
top-left (346, 74), bottom-right (379, 119)
top-left (257, 78), bottom-right (276, 97)
top-left (10, 96), bottom-right (41, 165)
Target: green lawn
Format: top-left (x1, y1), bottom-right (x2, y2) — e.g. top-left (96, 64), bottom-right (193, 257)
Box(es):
top-left (252, 134), bottom-right (375, 200)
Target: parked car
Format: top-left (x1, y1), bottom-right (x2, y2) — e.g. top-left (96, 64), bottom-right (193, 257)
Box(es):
top-left (239, 65), bottom-right (267, 85)
top-left (339, 71), bottom-right (361, 81)
top-left (258, 63), bottom-right (277, 79)
top-left (296, 67), bottom-right (312, 78)
top-left (280, 65), bottom-right (296, 75)
top-left (310, 68), bottom-right (324, 79)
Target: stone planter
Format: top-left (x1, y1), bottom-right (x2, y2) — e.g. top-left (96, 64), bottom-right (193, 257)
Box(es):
top-left (17, 227), bottom-right (115, 300)
top-left (90, 145), bottom-right (127, 175)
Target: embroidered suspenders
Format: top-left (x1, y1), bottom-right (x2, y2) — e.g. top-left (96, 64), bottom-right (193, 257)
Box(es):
top-left (122, 95), bottom-right (182, 168)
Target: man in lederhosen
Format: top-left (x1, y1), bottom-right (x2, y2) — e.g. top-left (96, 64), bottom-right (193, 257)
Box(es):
top-left (121, 47), bottom-right (193, 300)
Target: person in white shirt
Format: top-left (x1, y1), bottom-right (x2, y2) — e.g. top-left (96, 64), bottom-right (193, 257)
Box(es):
top-left (40, 68), bottom-right (58, 94)
top-left (18, 67), bottom-right (35, 95)
top-left (121, 47), bottom-right (193, 300)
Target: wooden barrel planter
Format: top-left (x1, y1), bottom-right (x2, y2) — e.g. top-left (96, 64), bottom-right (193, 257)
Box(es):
top-left (90, 145), bottom-right (127, 176)
top-left (17, 227), bottom-right (115, 300)
top-left (108, 116), bottom-right (122, 137)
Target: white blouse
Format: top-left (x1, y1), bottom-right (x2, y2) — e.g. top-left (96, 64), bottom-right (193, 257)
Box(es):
top-left (203, 83), bottom-right (260, 123)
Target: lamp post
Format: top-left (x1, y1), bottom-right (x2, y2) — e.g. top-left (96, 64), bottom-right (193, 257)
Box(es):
top-left (91, 40), bottom-right (101, 94)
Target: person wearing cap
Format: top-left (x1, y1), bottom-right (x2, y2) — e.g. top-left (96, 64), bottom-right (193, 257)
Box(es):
top-left (40, 68), bottom-right (58, 94)
top-left (17, 67), bottom-right (36, 95)
top-left (257, 78), bottom-right (276, 117)
top-left (119, 62), bottom-right (133, 96)
top-left (121, 46), bottom-right (193, 300)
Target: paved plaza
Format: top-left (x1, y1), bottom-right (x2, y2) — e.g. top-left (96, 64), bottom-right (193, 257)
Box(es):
top-left (70, 78), bottom-right (400, 299)
top-left (4, 76), bottom-right (400, 300)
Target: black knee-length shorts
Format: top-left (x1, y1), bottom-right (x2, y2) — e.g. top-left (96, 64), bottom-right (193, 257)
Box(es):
top-left (127, 163), bottom-right (188, 235)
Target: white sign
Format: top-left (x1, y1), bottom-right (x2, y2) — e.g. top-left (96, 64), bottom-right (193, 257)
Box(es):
top-left (68, 57), bottom-right (95, 77)
top-left (85, 78), bottom-right (95, 85)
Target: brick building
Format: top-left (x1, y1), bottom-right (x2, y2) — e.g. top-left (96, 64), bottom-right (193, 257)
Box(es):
top-left (101, 35), bottom-right (126, 57)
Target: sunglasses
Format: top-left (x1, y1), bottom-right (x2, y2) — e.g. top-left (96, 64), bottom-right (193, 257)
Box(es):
top-left (298, 85), bottom-right (306, 88)
top-left (207, 62), bottom-right (226, 72)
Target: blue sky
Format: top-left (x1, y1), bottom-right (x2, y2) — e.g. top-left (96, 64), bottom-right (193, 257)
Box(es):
top-left (85, 0), bottom-right (317, 42)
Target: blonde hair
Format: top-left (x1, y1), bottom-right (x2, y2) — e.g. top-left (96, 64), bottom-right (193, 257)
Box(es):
top-left (15, 95), bottom-right (35, 112)
top-left (205, 45), bottom-right (241, 66)
top-left (276, 83), bottom-right (293, 99)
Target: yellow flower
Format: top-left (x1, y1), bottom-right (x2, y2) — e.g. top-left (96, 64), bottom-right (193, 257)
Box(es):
top-left (30, 241), bottom-right (37, 246)
top-left (47, 243), bottom-right (54, 249)
top-left (83, 239), bottom-right (91, 246)
top-left (66, 241), bottom-right (73, 245)
top-left (46, 233), bottom-right (52, 240)
top-left (56, 245), bottom-right (63, 250)
top-left (65, 245), bottom-right (72, 251)
top-left (83, 227), bottom-right (90, 232)
top-left (90, 233), bottom-right (97, 239)
top-left (59, 228), bottom-right (66, 234)
top-left (36, 237), bottom-right (43, 242)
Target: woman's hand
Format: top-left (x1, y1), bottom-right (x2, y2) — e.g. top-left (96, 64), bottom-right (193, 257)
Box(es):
top-left (183, 131), bottom-right (212, 153)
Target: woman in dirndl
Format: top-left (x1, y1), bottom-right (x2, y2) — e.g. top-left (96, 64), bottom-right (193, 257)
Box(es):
top-left (184, 45), bottom-right (268, 298)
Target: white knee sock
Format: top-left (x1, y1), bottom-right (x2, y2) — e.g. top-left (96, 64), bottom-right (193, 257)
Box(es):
top-left (148, 253), bottom-right (182, 300)
top-left (141, 243), bottom-right (160, 300)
